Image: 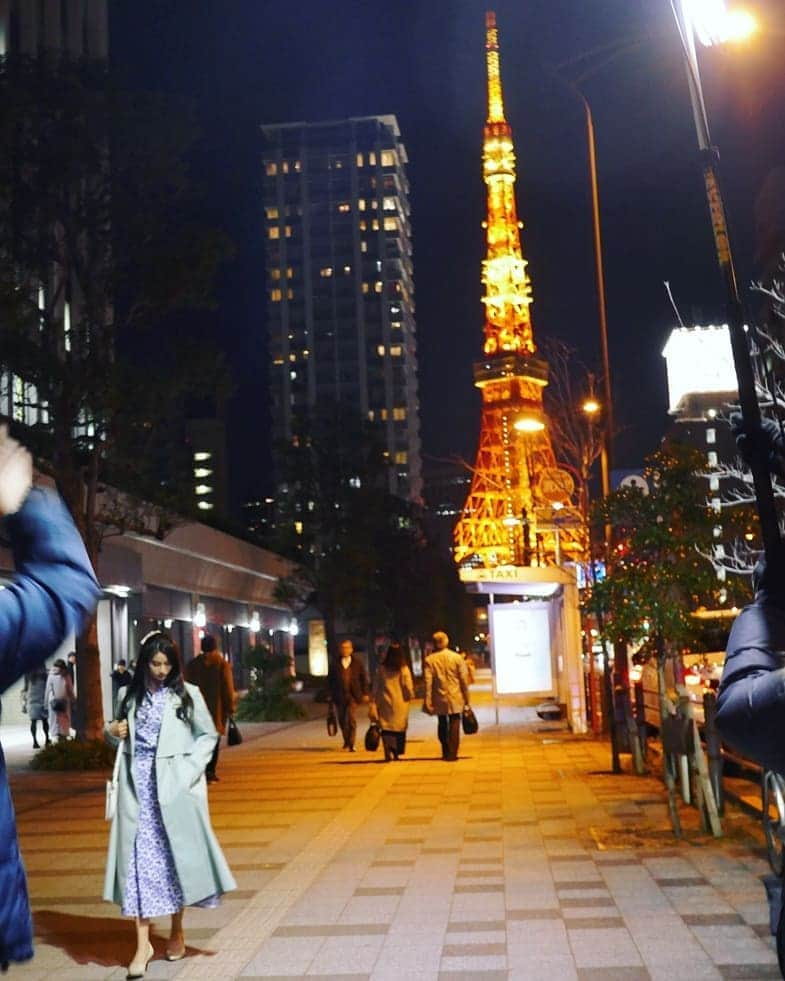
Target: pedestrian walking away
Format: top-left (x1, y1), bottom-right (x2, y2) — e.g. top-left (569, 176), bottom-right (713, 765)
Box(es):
top-left (45, 657), bottom-right (75, 741)
top-left (328, 639), bottom-right (368, 751)
top-left (22, 664), bottom-right (50, 748)
top-left (104, 631), bottom-right (236, 979)
top-left (0, 428), bottom-right (100, 973)
top-left (424, 631), bottom-right (471, 761)
top-left (184, 634), bottom-right (236, 782)
top-left (370, 642), bottom-right (414, 761)
top-left (111, 658), bottom-right (133, 701)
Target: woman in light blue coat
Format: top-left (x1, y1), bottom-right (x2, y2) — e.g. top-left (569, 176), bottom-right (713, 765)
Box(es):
top-left (104, 632), bottom-right (236, 979)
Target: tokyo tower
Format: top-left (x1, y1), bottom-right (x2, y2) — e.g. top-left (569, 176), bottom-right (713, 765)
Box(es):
top-left (454, 12), bottom-right (576, 569)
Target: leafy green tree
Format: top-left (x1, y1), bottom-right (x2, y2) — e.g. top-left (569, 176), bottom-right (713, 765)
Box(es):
top-left (235, 645), bottom-right (305, 722)
top-left (0, 55), bottom-right (232, 737)
top-left (591, 440), bottom-right (720, 676)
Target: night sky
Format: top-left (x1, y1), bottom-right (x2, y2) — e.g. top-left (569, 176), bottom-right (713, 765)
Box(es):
top-left (110, 1), bottom-right (785, 512)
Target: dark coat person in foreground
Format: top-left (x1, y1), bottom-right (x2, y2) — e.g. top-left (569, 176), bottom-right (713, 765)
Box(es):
top-left (717, 551), bottom-right (785, 773)
top-left (716, 415), bottom-right (785, 772)
top-left (0, 428), bottom-right (101, 971)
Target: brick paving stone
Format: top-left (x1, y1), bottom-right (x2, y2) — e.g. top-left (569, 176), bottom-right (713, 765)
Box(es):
top-left (2, 671), bottom-right (781, 980)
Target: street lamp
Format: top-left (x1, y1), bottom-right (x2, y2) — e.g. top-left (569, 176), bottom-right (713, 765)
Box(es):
top-left (670, 1), bottom-right (779, 553)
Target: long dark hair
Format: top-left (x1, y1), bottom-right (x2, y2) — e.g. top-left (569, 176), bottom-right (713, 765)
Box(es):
top-left (119, 632), bottom-right (193, 724)
top-left (383, 642), bottom-right (406, 673)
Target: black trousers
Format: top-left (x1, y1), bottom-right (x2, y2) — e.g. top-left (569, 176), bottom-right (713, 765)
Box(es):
top-left (437, 713), bottom-right (461, 761)
top-left (206, 739), bottom-right (220, 778)
top-left (381, 730), bottom-right (406, 761)
top-left (337, 700), bottom-right (357, 749)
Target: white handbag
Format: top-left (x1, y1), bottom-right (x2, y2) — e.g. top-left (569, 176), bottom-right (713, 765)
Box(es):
top-left (105, 739), bottom-right (124, 822)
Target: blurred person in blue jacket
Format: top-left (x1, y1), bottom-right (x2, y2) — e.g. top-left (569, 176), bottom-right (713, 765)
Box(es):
top-left (0, 427), bottom-right (101, 971)
top-left (717, 416), bottom-right (785, 772)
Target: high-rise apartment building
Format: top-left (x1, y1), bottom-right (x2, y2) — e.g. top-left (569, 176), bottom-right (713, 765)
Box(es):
top-left (261, 115), bottom-right (423, 501)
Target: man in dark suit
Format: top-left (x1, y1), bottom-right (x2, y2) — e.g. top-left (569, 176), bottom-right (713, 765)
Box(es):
top-left (328, 640), bottom-right (368, 752)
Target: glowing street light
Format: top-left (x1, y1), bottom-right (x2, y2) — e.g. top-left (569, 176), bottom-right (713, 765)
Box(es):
top-left (582, 398), bottom-right (601, 417)
top-left (671, 0), bottom-right (780, 554)
top-left (682, 0), bottom-right (757, 46)
top-left (513, 413), bottom-right (545, 433)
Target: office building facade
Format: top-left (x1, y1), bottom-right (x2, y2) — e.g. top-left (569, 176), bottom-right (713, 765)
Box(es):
top-left (261, 115), bottom-right (422, 500)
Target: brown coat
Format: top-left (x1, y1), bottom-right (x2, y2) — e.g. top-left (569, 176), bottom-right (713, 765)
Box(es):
top-left (184, 651), bottom-right (236, 734)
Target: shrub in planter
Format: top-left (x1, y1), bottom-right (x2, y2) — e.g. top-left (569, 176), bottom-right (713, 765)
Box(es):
top-left (30, 738), bottom-right (115, 771)
top-left (235, 645), bottom-right (306, 722)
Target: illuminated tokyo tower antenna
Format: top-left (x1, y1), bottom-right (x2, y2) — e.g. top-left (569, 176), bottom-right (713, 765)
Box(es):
top-left (453, 12), bottom-right (579, 569)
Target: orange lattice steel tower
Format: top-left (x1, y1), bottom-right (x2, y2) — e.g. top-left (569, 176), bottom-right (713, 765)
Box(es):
top-left (454, 12), bottom-right (572, 569)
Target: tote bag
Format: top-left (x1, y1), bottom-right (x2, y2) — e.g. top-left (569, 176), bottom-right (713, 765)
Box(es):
top-left (105, 740), bottom-right (124, 822)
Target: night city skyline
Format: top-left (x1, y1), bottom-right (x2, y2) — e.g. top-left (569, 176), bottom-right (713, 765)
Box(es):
top-left (111, 0), bottom-right (785, 512)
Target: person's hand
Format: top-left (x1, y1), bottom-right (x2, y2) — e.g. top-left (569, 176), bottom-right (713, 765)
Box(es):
top-left (730, 413), bottom-right (785, 478)
top-left (0, 426), bottom-right (32, 516)
top-left (110, 719), bottom-right (129, 739)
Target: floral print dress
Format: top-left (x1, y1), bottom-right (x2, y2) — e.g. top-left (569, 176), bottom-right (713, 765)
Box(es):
top-left (122, 687), bottom-right (184, 918)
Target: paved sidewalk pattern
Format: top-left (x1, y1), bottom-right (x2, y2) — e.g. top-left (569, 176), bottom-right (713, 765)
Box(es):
top-left (3, 681), bottom-right (780, 980)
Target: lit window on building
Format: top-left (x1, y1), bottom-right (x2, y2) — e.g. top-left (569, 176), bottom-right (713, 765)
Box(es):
top-left (362, 283), bottom-right (370, 294)
top-left (294, 521), bottom-right (303, 535)
top-left (393, 407), bottom-right (407, 420)
top-left (287, 288), bottom-right (294, 299)
top-left (197, 501), bottom-right (214, 511)
top-left (293, 160), bottom-right (302, 172)
top-left (358, 199), bottom-right (366, 211)
top-left (390, 345), bottom-right (402, 356)
top-left (194, 451), bottom-right (212, 461)
top-left (383, 197), bottom-right (396, 211)
top-left (356, 153), bottom-right (364, 167)
top-left (376, 260), bottom-right (382, 271)
top-left (271, 288), bottom-right (282, 301)
top-left (372, 219), bottom-right (380, 231)
top-left (709, 476), bottom-right (720, 491)
top-left (368, 151), bottom-right (377, 166)
top-left (337, 202), bottom-right (351, 213)
top-left (287, 267), bottom-right (294, 278)
top-left (271, 269), bottom-right (281, 280)
top-left (377, 345), bottom-right (385, 356)
top-left (711, 497), bottom-right (721, 513)
top-left (194, 467), bottom-right (213, 478)
top-left (706, 428), bottom-right (716, 444)
top-left (368, 410), bottom-right (375, 421)
top-left (707, 451), bottom-right (718, 467)
top-left (343, 265), bottom-right (351, 275)
top-left (265, 162), bottom-right (277, 176)
top-left (265, 206), bottom-right (279, 219)
top-left (268, 227), bottom-right (280, 240)
top-left (374, 281), bottom-right (383, 293)
top-left (281, 161), bottom-right (289, 174)
top-left (394, 451), bottom-right (408, 464)
top-left (380, 409), bottom-right (388, 420)
top-left (195, 484), bottom-right (213, 496)
top-left (360, 241), bottom-right (368, 253)
top-left (384, 217), bottom-right (397, 231)
top-left (381, 150), bottom-right (395, 166)
top-left (349, 476), bottom-right (361, 489)
top-left (320, 267), bottom-right (333, 278)
top-left (285, 226), bottom-right (292, 238)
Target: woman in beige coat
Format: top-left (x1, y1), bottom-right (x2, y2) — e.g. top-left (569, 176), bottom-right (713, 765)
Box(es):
top-left (371, 643), bottom-right (414, 762)
top-left (104, 632), bottom-right (236, 979)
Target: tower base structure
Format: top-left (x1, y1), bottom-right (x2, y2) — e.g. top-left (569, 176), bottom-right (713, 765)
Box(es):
top-left (462, 565), bottom-right (587, 735)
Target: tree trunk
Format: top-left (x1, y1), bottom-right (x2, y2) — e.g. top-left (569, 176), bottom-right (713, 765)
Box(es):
top-left (77, 611), bottom-right (105, 739)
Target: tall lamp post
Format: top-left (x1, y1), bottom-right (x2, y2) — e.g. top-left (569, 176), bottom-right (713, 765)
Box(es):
top-left (670, 1), bottom-right (779, 553)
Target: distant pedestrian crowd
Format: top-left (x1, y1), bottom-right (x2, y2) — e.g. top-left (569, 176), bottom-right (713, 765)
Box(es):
top-left (327, 630), bottom-right (475, 762)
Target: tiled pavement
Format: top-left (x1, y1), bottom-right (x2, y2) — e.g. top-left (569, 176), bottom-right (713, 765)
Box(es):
top-left (2, 675), bottom-right (781, 980)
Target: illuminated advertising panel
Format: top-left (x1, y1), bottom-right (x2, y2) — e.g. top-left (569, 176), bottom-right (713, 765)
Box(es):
top-left (308, 619), bottom-right (328, 677)
top-left (661, 325), bottom-right (736, 413)
top-left (491, 604), bottom-right (554, 695)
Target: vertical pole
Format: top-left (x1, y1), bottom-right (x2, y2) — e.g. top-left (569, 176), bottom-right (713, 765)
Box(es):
top-left (675, 10), bottom-right (780, 554)
top-left (703, 691), bottom-right (724, 815)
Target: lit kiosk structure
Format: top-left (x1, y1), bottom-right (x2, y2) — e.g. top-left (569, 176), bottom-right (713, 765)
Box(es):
top-left (454, 12), bottom-right (586, 732)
